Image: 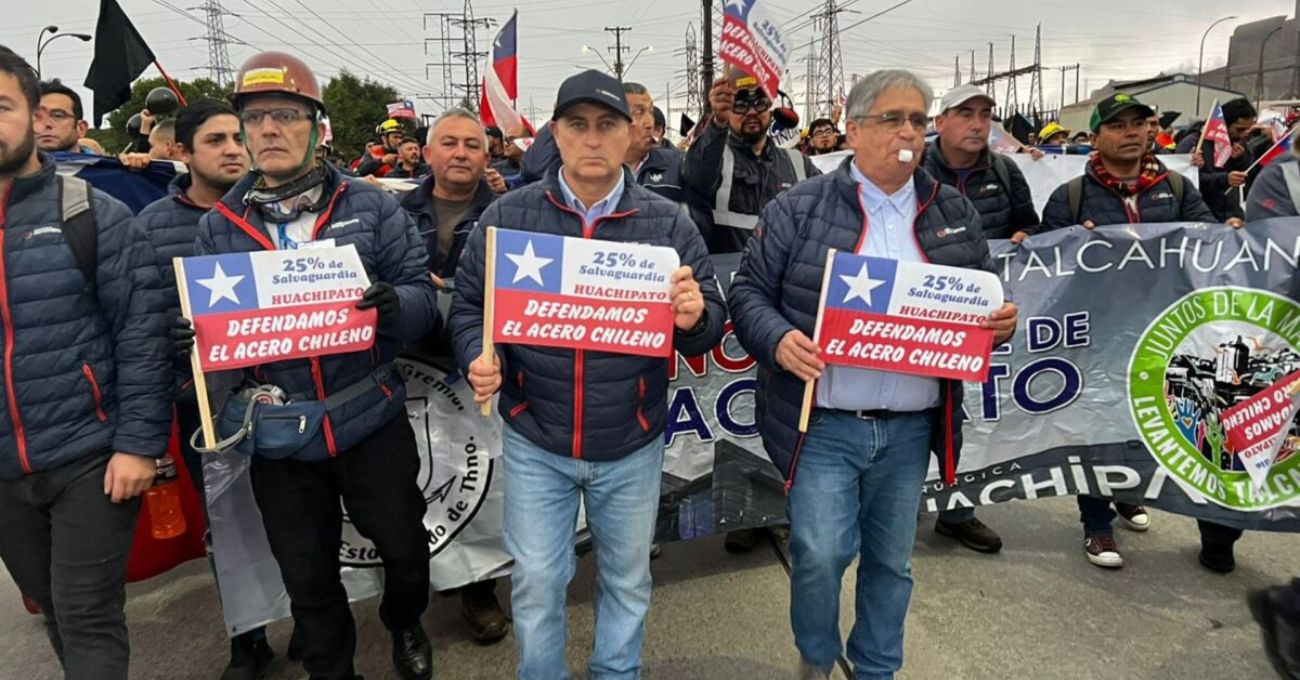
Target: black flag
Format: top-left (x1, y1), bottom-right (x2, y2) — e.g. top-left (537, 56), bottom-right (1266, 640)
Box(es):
top-left (83, 0), bottom-right (156, 126)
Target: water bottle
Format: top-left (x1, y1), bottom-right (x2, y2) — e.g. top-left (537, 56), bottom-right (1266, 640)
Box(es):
top-left (144, 455), bottom-right (187, 540)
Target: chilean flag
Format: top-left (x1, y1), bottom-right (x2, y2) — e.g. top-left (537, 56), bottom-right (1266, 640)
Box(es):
top-left (480, 12), bottom-right (530, 133)
top-left (1258, 128), bottom-right (1295, 168)
top-left (1202, 101), bottom-right (1232, 168)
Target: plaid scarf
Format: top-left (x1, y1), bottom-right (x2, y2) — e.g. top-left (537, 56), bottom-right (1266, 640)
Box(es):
top-left (1087, 151), bottom-right (1163, 196)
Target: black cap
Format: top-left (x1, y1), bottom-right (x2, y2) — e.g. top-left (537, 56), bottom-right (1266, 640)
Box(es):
top-left (1090, 92), bottom-right (1155, 132)
top-left (552, 70), bottom-right (632, 122)
top-left (484, 125), bottom-right (504, 140)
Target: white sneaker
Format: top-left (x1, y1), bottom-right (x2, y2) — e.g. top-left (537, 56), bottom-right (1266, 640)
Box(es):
top-left (1084, 534), bottom-right (1124, 569)
top-left (1116, 504), bottom-right (1151, 532)
top-left (797, 659), bottom-right (831, 680)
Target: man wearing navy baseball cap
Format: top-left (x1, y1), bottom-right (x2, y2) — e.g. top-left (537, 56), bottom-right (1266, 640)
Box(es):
top-left (448, 69), bottom-right (725, 678)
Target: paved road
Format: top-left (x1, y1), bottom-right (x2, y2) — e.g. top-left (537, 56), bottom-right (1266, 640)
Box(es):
top-left (1, 496), bottom-right (1294, 679)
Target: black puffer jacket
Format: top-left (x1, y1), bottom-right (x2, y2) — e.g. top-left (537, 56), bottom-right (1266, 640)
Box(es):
top-left (1039, 156), bottom-right (1217, 231)
top-left (137, 173), bottom-right (205, 324)
top-left (449, 168), bottom-right (726, 462)
top-left (728, 158), bottom-right (998, 489)
top-left (682, 122), bottom-right (821, 253)
top-left (634, 145), bottom-right (687, 204)
top-left (922, 141), bottom-right (1039, 239)
top-left (1175, 133), bottom-right (1253, 221)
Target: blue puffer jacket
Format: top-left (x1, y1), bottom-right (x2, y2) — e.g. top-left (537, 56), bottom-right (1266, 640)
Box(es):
top-left (729, 158), bottom-right (998, 489)
top-left (0, 157), bottom-right (171, 480)
top-left (138, 172), bottom-right (206, 327)
top-left (634, 145), bottom-right (687, 204)
top-left (197, 165), bottom-right (439, 455)
top-left (449, 168), bottom-right (727, 462)
top-left (137, 173), bottom-right (207, 392)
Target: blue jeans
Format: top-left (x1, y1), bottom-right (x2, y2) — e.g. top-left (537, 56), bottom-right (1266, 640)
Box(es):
top-left (787, 409), bottom-right (933, 680)
top-left (502, 424), bottom-right (664, 680)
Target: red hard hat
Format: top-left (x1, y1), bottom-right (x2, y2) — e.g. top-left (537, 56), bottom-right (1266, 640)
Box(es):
top-left (231, 51), bottom-right (324, 112)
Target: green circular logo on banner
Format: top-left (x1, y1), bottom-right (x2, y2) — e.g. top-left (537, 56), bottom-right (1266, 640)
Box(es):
top-left (1128, 287), bottom-right (1300, 510)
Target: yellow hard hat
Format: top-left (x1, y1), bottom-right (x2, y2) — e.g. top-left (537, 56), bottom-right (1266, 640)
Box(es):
top-left (1038, 122), bottom-right (1070, 141)
top-left (377, 119), bottom-right (403, 134)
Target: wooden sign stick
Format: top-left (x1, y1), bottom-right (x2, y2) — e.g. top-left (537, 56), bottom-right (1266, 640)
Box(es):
top-left (479, 227), bottom-right (497, 417)
top-left (173, 257), bottom-right (217, 449)
top-left (799, 248), bottom-right (837, 433)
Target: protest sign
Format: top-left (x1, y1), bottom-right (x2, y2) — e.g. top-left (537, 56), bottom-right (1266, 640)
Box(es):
top-left (812, 251), bottom-right (1002, 382)
top-left (178, 245), bottom-right (377, 372)
top-left (488, 227), bottom-right (681, 358)
top-left (1217, 371), bottom-right (1300, 490)
top-left (719, 0), bottom-right (791, 98)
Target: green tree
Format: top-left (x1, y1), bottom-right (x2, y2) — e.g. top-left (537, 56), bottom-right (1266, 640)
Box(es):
top-left (321, 70), bottom-right (400, 160)
top-left (86, 77), bottom-right (233, 153)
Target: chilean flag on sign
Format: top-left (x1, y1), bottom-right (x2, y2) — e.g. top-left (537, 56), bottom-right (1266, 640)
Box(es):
top-left (720, 0), bottom-right (791, 99)
top-left (480, 12), bottom-right (530, 133)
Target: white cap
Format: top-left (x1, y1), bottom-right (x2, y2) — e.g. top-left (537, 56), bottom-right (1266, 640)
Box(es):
top-left (939, 84), bottom-right (996, 113)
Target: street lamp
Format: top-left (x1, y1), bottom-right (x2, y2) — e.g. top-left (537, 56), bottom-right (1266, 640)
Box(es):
top-left (36, 26), bottom-right (92, 80)
top-left (1257, 25), bottom-right (1285, 109)
top-left (623, 46), bottom-right (653, 79)
top-left (1196, 15), bottom-right (1237, 116)
top-left (581, 45), bottom-right (616, 75)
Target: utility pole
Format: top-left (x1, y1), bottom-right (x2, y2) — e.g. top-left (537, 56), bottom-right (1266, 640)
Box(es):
top-left (801, 41), bottom-right (819, 123)
top-left (195, 0), bottom-right (235, 87)
top-left (985, 42), bottom-right (994, 95)
top-left (814, 0), bottom-right (846, 115)
top-left (701, 0), bottom-right (714, 88)
top-left (1005, 34), bottom-right (1017, 115)
top-left (954, 55), bottom-right (960, 87)
top-left (606, 26), bottom-right (631, 79)
top-left (684, 22), bottom-right (701, 118)
top-left (969, 49), bottom-right (975, 82)
top-left (1028, 23), bottom-right (1043, 119)
top-left (1058, 63), bottom-right (1079, 110)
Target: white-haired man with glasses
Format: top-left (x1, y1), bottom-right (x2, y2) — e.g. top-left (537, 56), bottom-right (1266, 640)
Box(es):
top-left (729, 69), bottom-right (1017, 680)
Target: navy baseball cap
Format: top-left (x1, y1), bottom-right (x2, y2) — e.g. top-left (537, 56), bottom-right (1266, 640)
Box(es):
top-left (552, 70), bottom-right (632, 122)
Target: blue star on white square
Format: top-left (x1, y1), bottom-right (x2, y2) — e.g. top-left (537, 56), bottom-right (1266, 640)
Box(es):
top-left (839, 262), bottom-right (886, 306)
top-left (506, 240), bottom-right (554, 285)
top-left (196, 262), bottom-right (244, 307)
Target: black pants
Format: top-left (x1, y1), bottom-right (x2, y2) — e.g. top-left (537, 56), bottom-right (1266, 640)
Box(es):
top-left (0, 453), bottom-right (140, 680)
top-left (250, 414), bottom-right (430, 680)
top-left (1198, 519), bottom-right (1244, 547)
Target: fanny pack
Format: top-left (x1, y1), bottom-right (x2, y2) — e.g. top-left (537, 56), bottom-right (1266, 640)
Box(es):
top-left (191, 366), bottom-right (394, 461)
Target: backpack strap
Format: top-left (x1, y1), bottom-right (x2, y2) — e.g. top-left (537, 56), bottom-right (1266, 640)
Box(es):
top-left (1282, 162), bottom-right (1300, 214)
top-left (1167, 171), bottom-right (1184, 206)
top-left (58, 175), bottom-right (98, 297)
top-left (1067, 175), bottom-right (1085, 225)
top-left (785, 147), bottom-right (807, 182)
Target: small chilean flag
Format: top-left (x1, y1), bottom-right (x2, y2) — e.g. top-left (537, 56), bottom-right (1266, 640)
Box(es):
top-left (1258, 128), bottom-right (1295, 168)
top-left (480, 12), bottom-right (531, 134)
top-left (1202, 101), bottom-right (1233, 168)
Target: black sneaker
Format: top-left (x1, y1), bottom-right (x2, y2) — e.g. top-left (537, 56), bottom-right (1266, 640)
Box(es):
top-left (391, 624), bottom-right (433, 680)
top-left (220, 632), bottom-right (273, 680)
top-left (934, 518), bottom-right (1003, 554)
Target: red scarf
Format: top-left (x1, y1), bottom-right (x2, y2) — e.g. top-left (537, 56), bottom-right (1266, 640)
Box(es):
top-left (1087, 151), bottom-right (1163, 196)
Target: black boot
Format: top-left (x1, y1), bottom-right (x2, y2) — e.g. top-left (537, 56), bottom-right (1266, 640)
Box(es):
top-left (392, 624), bottom-right (433, 680)
top-left (1199, 540), bottom-right (1236, 574)
top-left (460, 580), bottom-right (509, 644)
top-left (220, 631), bottom-right (274, 680)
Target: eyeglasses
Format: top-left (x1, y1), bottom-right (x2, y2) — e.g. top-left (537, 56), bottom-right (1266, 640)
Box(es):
top-left (812, 127), bottom-right (837, 137)
top-left (732, 98), bottom-right (772, 114)
top-left (35, 107), bottom-right (74, 123)
top-left (856, 112), bottom-right (931, 132)
top-left (238, 108), bottom-right (312, 126)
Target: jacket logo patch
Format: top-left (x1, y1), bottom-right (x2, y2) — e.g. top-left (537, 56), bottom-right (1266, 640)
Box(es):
top-left (327, 218), bottom-right (360, 231)
top-left (26, 226), bottom-right (61, 238)
top-left (649, 172), bottom-right (664, 183)
top-left (1151, 191), bottom-right (1174, 201)
top-left (979, 183), bottom-right (1001, 194)
top-left (937, 226), bottom-right (967, 238)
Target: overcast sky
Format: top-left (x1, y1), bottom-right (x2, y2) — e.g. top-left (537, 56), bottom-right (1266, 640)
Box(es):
top-left (3, 0), bottom-right (1294, 130)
